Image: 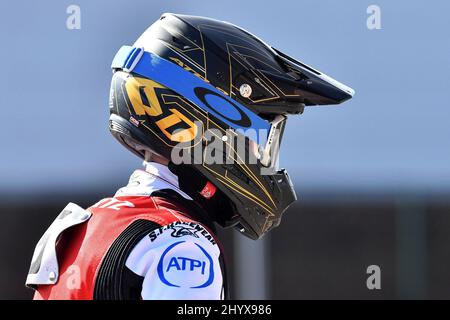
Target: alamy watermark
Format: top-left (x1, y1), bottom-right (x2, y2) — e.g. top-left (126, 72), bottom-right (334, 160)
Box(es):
top-left (167, 121), bottom-right (280, 175)
top-left (366, 265), bottom-right (381, 290)
top-left (367, 5), bottom-right (382, 30)
top-left (65, 264), bottom-right (81, 290)
top-left (66, 4), bottom-right (81, 30)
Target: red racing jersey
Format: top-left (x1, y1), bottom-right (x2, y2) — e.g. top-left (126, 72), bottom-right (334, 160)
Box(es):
top-left (26, 163), bottom-right (227, 300)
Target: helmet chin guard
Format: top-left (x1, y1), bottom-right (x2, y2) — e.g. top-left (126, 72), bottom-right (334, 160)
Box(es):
top-left (108, 13), bottom-right (354, 239)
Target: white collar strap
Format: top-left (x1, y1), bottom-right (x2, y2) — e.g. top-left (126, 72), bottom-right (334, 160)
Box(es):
top-left (115, 162), bottom-right (192, 200)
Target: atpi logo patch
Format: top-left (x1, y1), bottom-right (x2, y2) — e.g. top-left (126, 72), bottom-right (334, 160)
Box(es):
top-left (157, 241), bottom-right (214, 288)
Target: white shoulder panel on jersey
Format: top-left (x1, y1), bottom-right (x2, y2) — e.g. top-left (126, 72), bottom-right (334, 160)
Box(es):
top-left (125, 221), bottom-right (223, 300)
top-left (25, 202), bottom-right (91, 286)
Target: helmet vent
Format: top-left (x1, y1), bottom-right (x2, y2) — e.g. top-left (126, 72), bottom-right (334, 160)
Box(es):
top-left (109, 120), bottom-right (130, 136)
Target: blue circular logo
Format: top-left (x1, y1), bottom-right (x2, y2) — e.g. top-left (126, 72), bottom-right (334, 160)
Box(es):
top-left (157, 241), bottom-right (215, 288)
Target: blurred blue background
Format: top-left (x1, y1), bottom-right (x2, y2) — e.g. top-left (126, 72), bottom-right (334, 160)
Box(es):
top-left (1, 1), bottom-right (450, 300)
top-left (1, 0), bottom-right (449, 194)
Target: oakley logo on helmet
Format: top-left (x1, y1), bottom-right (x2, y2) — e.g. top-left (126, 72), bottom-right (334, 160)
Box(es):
top-left (193, 87), bottom-right (252, 127)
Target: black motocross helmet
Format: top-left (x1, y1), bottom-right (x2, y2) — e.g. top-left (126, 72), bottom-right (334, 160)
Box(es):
top-left (108, 13), bottom-right (354, 239)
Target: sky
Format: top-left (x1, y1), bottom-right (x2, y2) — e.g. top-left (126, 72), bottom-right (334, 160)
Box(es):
top-left (0, 0), bottom-right (449, 195)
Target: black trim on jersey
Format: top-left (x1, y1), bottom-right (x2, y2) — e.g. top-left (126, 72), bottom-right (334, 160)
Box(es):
top-left (121, 267), bottom-right (145, 300)
top-left (218, 251), bottom-right (230, 300)
top-left (93, 219), bottom-right (160, 300)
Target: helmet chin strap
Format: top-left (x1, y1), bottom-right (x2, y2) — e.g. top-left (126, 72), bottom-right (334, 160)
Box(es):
top-left (143, 150), bottom-right (167, 164)
top-left (144, 150), bottom-right (153, 162)
top-left (120, 135), bottom-right (169, 165)
top-left (141, 151), bottom-right (170, 174)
